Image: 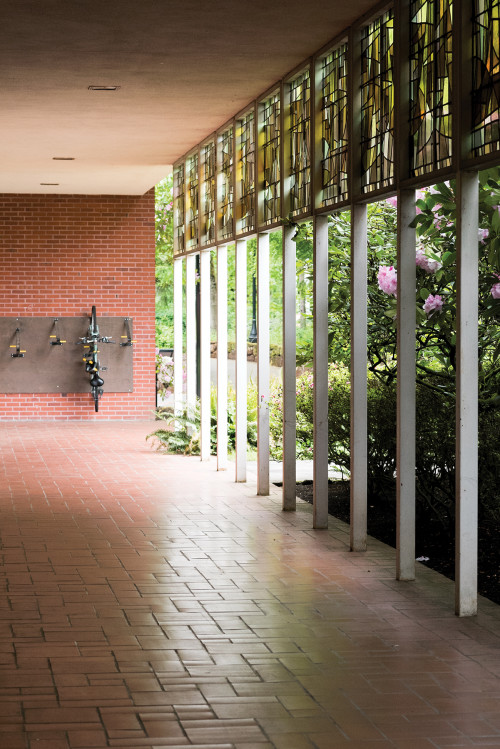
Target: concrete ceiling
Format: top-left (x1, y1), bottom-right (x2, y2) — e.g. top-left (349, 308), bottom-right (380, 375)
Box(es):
top-left (1, 0), bottom-right (379, 195)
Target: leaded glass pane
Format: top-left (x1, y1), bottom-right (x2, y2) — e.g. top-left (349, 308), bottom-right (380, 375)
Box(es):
top-left (289, 71), bottom-right (311, 215)
top-left (472, 0), bottom-right (500, 156)
top-left (218, 127), bottom-right (234, 240)
top-left (321, 44), bottom-right (348, 205)
top-left (185, 153), bottom-right (199, 250)
top-left (410, 0), bottom-right (452, 176)
top-left (173, 163), bottom-right (185, 255)
top-left (236, 111), bottom-right (255, 233)
top-left (201, 141), bottom-right (216, 246)
top-left (262, 93), bottom-right (281, 224)
top-left (361, 11), bottom-right (394, 193)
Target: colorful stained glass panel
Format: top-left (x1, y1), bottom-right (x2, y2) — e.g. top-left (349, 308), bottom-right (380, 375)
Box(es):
top-left (321, 44), bottom-right (348, 205)
top-left (361, 11), bottom-right (394, 192)
top-left (173, 163), bottom-right (185, 255)
top-left (218, 127), bottom-right (234, 240)
top-left (185, 153), bottom-right (199, 250)
top-left (410, 0), bottom-right (452, 176)
top-left (262, 93), bottom-right (281, 224)
top-left (236, 111), bottom-right (255, 233)
top-left (472, 0), bottom-right (500, 156)
top-left (201, 141), bottom-right (216, 245)
top-left (289, 71), bottom-right (311, 215)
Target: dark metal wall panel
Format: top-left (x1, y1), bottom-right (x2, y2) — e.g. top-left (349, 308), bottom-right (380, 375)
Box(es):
top-left (0, 317), bottom-right (133, 393)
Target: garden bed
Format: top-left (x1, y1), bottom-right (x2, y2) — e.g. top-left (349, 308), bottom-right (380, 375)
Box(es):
top-left (294, 480), bottom-right (500, 607)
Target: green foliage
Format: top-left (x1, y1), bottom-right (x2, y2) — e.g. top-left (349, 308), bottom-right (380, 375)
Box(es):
top-left (147, 383), bottom-right (259, 458)
top-left (210, 382), bottom-right (258, 455)
top-left (155, 176), bottom-right (174, 347)
top-left (147, 404), bottom-right (200, 454)
top-left (268, 363), bottom-right (500, 525)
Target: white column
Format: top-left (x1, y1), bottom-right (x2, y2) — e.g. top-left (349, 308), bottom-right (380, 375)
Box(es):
top-left (173, 256), bottom-right (183, 414)
top-left (313, 214), bottom-right (329, 529)
top-left (199, 249), bottom-right (211, 461)
top-left (350, 204), bottom-right (367, 551)
top-left (396, 190), bottom-right (416, 580)
top-left (217, 245), bottom-right (228, 470)
top-left (257, 232), bottom-right (270, 495)
top-left (455, 171), bottom-right (479, 617)
top-left (282, 225), bottom-right (297, 510)
top-left (235, 239), bottom-right (247, 482)
top-left (185, 253), bottom-right (196, 412)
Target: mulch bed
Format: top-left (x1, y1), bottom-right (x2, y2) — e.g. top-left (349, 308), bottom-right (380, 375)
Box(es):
top-left (293, 480), bottom-right (500, 606)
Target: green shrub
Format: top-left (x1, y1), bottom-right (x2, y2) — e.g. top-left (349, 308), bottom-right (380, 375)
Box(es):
top-left (269, 362), bottom-right (500, 525)
top-left (210, 382), bottom-right (258, 454)
top-left (147, 404), bottom-right (200, 454)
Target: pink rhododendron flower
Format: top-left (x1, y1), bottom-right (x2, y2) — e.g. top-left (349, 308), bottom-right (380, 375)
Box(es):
top-left (385, 196), bottom-right (398, 208)
top-left (478, 228), bottom-right (489, 243)
top-left (377, 266), bottom-right (397, 296)
top-left (416, 247), bottom-right (442, 273)
top-left (423, 294), bottom-right (443, 316)
top-left (491, 283), bottom-right (500, 299)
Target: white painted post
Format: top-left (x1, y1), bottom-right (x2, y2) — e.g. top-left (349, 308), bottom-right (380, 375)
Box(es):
top-left (235, 239), bottom-right (247, 482)
top-left (217, 245), bottom-right (228, 470)
top-left (350, 204), bottom-right (367, 551)
top-left (455, 171), bottom-right (479, 617)
top-left (282, 224), bottom-right (297, 510)
top-left (199, 248), bottom-right (211, 460)
top-left (396, 190), bottom-right (416, 580)
top-left (313, 214), bottom-right (329, 529)
top-left (257, 231), bottom-right (270, 495)
top-left (185, 253), bottom-right (196, 412)
top-left (173, 256), bottom-right (183, 415)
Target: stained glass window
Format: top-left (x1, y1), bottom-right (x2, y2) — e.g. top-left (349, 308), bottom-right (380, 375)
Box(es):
top-left (321, 44), bottom-right (348, 205)
top-left (361, 11), bottom-right (394, 193)
top-left (262, 92), bottom-right (281, 224)
top-left (201, 141), bottom-right (216, 246)
top-left (472, 0), bottom-right (500, 156)
top-left (236, 111), bottom-right (255, 233)
top-left (185, 153), bottom-right (199, 250)
top-left (289, 71), bottom-right (311, 215)
top-left (409, 0), bottom-right (452, 176)
top-left (173, 163), bottom-right (185, 255)
top-left (218, 127), bottom-right (234, 240)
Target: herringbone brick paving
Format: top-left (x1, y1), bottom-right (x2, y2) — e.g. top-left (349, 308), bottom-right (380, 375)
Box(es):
top-left (0, 421), bottom-right (499, 748)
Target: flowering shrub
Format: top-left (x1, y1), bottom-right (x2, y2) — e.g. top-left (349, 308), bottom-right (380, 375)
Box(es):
top-left (415, 247), bottom-right (442, 273)
top-left (423, 294), bottom-right (443, 316)
top-left (323, 172), bottom-right (500, 520)
top-left (377, 266), bottom-right (397, 296)
top-left (156, 349), bottom-right (174, 395)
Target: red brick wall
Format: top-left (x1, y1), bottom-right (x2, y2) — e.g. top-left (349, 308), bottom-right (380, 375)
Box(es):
top-left (0, 192), bottom-right (156, 419)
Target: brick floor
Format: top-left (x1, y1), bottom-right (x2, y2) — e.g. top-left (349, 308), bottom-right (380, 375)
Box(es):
top-left (0, 421), bottom-right (499, 749)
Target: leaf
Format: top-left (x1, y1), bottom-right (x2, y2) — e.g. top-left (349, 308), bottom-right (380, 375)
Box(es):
top-left (420, 288), bottom-right (430, 301)
top-left (442, 251), bottom-right (455, 267)
top-left (488, 236), bottom-right (500, 266)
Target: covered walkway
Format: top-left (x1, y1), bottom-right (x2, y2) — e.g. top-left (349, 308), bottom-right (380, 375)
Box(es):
top-left (1, 422), bottom-right (499, 749)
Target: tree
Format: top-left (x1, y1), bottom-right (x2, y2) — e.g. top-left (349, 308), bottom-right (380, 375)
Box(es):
top-left (155, 175), bottom-right (174, 347)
